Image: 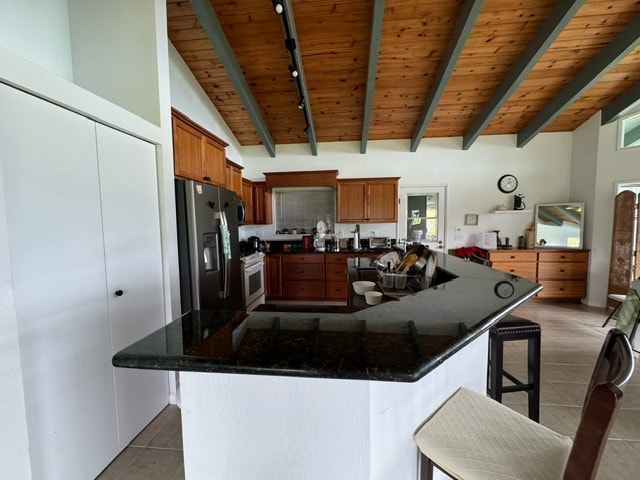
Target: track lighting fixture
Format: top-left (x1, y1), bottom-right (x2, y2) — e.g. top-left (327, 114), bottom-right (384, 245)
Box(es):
top-left (298, 97), bottom-right (305, 109)
top-left (272, 1), bottom-right (283, 15)
top-left (303, 125), bottom-right (309, 134)
top-left (288, 64), bottom-right (299, 78)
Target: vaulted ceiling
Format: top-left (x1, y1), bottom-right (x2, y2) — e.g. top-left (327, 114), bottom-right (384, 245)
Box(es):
top-left (167, 0), bottom-right (640, 157)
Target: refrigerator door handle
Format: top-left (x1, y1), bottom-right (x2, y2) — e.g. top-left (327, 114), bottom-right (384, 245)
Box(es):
top-left (218, 211), bottom-right (231, 299)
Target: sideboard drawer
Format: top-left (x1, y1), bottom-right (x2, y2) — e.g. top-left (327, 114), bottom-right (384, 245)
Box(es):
top-left (537, 261), bottom-right (588, 280)
top-left (489, 250), bottom-right (538, 262)
top-left (491, 262), bottom-right (537, 279)
top-left (538, 251), bottom-right (589, 263)
top-left (537, 280), bottom-right (586, 299)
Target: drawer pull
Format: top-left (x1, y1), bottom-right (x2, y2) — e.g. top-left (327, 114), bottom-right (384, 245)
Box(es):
top-left (509, 269), bottom-right (516, 272)
top-left (560, 255), bottom-right (566, 259)
top-left (559, 269), bottom-right (565, 273)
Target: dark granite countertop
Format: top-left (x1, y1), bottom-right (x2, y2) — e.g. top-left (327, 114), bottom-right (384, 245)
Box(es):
top-left (113, 253), bottom-right (541, 382)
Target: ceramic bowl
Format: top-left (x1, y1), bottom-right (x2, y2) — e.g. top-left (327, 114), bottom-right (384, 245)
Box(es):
top-left (353, 280), bottom-right (376, 295)
top-left (364, 291), bottom-right (383, 305)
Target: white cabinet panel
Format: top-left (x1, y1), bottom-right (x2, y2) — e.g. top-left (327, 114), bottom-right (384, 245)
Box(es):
top-left (0, 84), bottom-right (119, 479)
top-left (96, 124), bottom-right (169, 447)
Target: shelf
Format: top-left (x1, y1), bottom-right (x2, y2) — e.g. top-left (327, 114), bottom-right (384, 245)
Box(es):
top-left (489, 209), bottom-right (532, 214)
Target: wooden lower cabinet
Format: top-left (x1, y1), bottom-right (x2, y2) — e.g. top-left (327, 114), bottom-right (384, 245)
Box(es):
top-left (266, 252), bottom-right (380, 301)
top-left (281, 254), bottom-right (325, 300)
top-left (537, 251), bottom-right (589, 299)
top-left (488, 249), bottom-right (589, 301)
top-left (326, 253), bottom-right (352, 300)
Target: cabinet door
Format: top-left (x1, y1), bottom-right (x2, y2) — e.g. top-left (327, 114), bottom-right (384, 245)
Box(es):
top-left (368, 180), bottom-right (398, 222)
top-left (253, 182), bottom-right (272, 224)
top-left (172, 116), bottom-right (203, 180)
top-left (96, 124), bottom-right (169, 449)
top-left (203, 136), bottom-right (226, 186)
top-left (266, 254), bottom-right (283, 299)
top-left (242, 179), bottom-right (255, 224)
top-left (337, 181), bottom-right (366, 222)
top-left (0, 84), bottom-right (119, 480)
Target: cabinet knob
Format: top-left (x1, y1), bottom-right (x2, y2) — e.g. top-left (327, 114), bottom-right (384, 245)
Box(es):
top-left (114, 289), bottom-right (124, 297)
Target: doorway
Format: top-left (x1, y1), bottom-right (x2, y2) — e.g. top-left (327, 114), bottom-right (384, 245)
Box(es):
top-left (398, 186), bottom-right (446, 251)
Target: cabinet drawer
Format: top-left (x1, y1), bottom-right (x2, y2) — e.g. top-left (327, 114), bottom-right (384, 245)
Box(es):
top-left (537, 280), bottom-right (586, 299)
top-left (282, 263), bottom-right (325, 280)
top-left (326, 264), bottom-right (347, 281)
top-left (492, 262), bottom-right (537, 279)
top-left (538, 251), bottom-right (588, 263)
top-left (489, 250), bottom-right (537, 262)
top-left (326, 281), bottom-right (348, 300)
top-left (282, 280), bottom-right (325, 299)
top-left (325, 253), bottom-right (351, 265)
top-left (537, 261), bottom-right (588, 280)
top-left (282, 253), bottom-right (325, 264)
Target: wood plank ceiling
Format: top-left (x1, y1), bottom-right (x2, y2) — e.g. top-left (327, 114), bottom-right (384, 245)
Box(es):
top-left (167, 0), bottom-right (640, 156)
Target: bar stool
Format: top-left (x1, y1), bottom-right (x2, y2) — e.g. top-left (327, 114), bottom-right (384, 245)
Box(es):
top-left (488, 315), bottom-right (541, 422)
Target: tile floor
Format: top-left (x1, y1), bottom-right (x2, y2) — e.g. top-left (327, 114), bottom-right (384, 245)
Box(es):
top-left (97, 301), bottom-right (639, 479)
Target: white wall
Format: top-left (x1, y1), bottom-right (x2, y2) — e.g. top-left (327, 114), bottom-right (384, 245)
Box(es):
top-left (592, 114), bottom-right (640, 306)
top-left (240, 133), bottom-right (574, 249)
top-left (168, 42), bottom-right (244, 165)
top-left (68, 0), bottom-right (161, 125)
top-left (0, 0), bottom-right (73, 80)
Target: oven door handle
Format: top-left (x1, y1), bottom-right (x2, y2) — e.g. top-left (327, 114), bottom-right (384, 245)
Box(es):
top-left (244, 261), bottom-right (263, 275)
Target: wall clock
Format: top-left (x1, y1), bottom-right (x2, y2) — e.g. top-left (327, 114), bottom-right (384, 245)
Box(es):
top-left (494, 280), bottom-right (515, 299)
top-left (497, 174), bottom-right (518, 193)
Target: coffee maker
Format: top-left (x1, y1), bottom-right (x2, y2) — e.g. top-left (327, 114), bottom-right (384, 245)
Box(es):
top-left (248, 236), bottom-right (261, 252)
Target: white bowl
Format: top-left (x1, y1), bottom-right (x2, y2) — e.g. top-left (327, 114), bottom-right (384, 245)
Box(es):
top-left (353, 280), bottom-right (376, 295)
top-left (364, 291), bottom-right (383, 305)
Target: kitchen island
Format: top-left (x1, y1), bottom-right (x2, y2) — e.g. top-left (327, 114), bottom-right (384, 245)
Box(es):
top-left (114, 253), bottom-right (541, 480)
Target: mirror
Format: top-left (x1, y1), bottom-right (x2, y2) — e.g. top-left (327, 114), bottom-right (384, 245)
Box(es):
top-left (535, 203), bottom-right (585, 248)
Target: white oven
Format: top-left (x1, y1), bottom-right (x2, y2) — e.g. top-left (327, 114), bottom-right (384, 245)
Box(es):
top-left (241, 252), bottom-right (265, 311)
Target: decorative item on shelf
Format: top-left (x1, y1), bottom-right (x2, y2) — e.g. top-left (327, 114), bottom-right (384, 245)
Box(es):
top-left (464, 213), bottom-right (479, 226)
top-left (494, 204), bottom-right (508, 211)
top-left (497, 174), bottom-right (518, 193)
top-left (513, 194), bottom-right (526, 210)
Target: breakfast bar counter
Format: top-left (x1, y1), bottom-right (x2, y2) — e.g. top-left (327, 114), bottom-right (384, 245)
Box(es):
top-left (113, 253), bottom-right (541, 480)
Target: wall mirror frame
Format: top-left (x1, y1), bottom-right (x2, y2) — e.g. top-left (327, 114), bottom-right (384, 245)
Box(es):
top-left (534, 202), bottom-right (585, 249)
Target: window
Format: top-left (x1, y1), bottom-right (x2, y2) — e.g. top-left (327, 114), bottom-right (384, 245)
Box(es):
top-left (619, 112), bottom-right (640, 149)
top-left (273, 187), bottom-right (334, 233)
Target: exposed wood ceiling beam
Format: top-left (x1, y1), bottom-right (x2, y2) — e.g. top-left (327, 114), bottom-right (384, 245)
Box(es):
top-left (280, 0), bottom-right (317, 155)
top-left (462, 0), bottom-right (584, 150)
top-left (517, 12), bottom-right (640, 148)
top-left (188, 0), bottom-right (276, 157)
top-left (601, 81), bottom-right (640, 125)
top-left (410, 0), bottom-right (484, 152)
top-left (360, 0), bottom-right (385, 154)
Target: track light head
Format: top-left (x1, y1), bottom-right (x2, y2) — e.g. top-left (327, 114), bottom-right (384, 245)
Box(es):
top-left (303, 125), bottom-right (310, 134)
top-left (298, 97), bottom-right (305, 109)
top-left (288, 64), bottom-right (299, 78)
top-left (272, 1), bottom-right (284, 14)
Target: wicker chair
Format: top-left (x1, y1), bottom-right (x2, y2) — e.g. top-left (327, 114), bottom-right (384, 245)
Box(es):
top-left (414, 328), bottom-right (634, 480)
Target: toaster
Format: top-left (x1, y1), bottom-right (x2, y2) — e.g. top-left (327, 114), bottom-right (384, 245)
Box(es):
top-left (368, 237), bottom-right (391, 249)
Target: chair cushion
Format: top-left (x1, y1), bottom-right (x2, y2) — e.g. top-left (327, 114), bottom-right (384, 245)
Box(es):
top-left (414, 387), bottom-right (572, 480)
top-left (616, 288), bottom-right (640, 337)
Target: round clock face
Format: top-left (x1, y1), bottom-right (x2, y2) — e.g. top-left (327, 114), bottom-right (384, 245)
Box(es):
top-left (497, 174), bottom-right (518, 193)
top-left (494, 280), bottom-right (515, 299)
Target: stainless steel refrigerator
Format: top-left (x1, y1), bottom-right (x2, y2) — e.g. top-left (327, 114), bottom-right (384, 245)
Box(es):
top-left (176, 179), bottom-right (245, 312)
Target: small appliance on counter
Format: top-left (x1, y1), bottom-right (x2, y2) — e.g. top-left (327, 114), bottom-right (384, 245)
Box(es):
top-left (368, 237), bottom-right (391, 250)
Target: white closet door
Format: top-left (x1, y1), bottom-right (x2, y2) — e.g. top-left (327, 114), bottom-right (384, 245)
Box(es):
top-left (0, 85), bottom-right (119, 479)
top-left (95, 124), bottom-right (169, 447)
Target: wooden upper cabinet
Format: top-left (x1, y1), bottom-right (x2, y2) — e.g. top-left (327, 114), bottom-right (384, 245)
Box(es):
top-left (337, 178), bottom-right (398, 223)
top-left (172, 109), bottom-right (228, 186)
top-left (225, 159), bottom-right (243, 198)
top-left (242, 178), bottom-right (254, 224)
top-left (202, 136), bottom-right (226, 186)
top-left (252, 181), bottom-right (272, 225)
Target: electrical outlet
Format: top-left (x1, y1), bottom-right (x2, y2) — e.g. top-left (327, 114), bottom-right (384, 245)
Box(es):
top-left (454, 227), bottom-right (464, 242)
